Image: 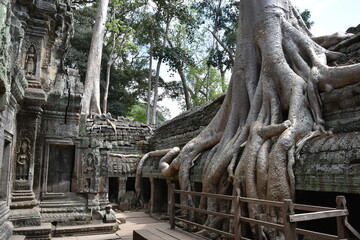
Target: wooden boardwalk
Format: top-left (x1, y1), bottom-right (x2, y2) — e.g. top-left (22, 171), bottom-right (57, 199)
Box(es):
top-left (116, 211), bottom-right (208, 240)
top-left (52, 211), bottom-right (208, 240)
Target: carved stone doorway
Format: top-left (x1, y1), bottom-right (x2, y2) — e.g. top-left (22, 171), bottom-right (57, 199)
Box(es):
top-left (46, 144), bottom-right (75, 193)
top-left (108, 177), bottom-right (119, 203)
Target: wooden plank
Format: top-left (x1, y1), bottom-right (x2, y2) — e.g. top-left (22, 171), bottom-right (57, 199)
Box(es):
top-left (155, 227), bottom-right (209, 240)
top-left (147, 228), bottom-right (181, 239)
top-left (174, 217), bottom-right (235, 238)
top-left (238, 197), bottom-right (283, 208)
top-left (283, 199), bottom-right (296, 240)
top-left (293, 203), bottom-right (334, 212)
top-left (239, 216), bottom-right (284, 231)
top-left (295, 228), bottom-right (338, 240)
top-left (174, 203), bottom-right (234, 219)
top-left (133, 229), bottom-right (170, 240)
top-left (174, 189), bottom-right (233, 200)
top-left (289, 210), bottom-right (348, 223)
top-left (233, 190), bottom-right (241, 240)
top-left (169, 184), bottom-right (175, 229)
top-left (345, 220), bottom-right (360, 239)
top-left (336, 196), bottom-right (349, 239)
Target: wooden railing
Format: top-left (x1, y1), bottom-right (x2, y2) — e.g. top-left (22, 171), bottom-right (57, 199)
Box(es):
top-left (168, 184), bottom-right (360, 240)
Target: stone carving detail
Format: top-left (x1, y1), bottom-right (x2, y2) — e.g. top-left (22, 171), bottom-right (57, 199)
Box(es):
top-left (15, 139), bottom-right (31, 180)
top-left (83, 153), bottom-right (97, 192)
top-left (25, 45), bottom-right (37, 79)
top-left (42, 46), bottom-right (50, 69)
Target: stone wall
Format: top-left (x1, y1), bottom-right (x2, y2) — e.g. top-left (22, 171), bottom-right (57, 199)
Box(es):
top-left (0, 1), bottom-right (87, 238)
top-left (0, 1), bottom-right (14, 238)
top-left (295, 132), bottom-right (360, 193)
top-left (149, 94), bottom-right (224, 150)
top-left (84, 116), bottom-right (151, 154)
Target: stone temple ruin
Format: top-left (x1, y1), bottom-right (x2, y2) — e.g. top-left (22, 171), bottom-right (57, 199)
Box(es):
top-left (0, 0), bottom-right (360, 239)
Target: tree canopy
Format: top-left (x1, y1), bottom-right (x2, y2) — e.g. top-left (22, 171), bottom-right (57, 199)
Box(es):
top-left (69, 0), bottom-right (316, 123)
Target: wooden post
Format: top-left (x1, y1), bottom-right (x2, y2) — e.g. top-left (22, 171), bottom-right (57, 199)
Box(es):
top-left (149, 177), bottom-right (154, 214)
top-left (166, 179), bottom-right (171, 216)
top-left (336, 196), bottom-right (349, 239)
top-left (234, 188), bottom-right (241, 240)
top-left (283, 199), bottom-right (296, 240)
top-left (169, 184), bottom-right (175, 229)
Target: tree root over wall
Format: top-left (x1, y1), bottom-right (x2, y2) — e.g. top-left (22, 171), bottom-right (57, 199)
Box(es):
top-left (139, 1), bottom-right (360, 239)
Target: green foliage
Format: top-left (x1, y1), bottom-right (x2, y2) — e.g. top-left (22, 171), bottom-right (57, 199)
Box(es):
top-left (127, 103), bottom-right (147, 123)
top-left (187, 59), bottom-right (225, 107)
top-left (65, 5), bottom-right (96, 80)
top-left (127, 103), bottom-right (170, 123)
top-left (67, 0), bottom-right (240, 120)
top-left (192, 0), bottom-right (239, 70)
top-left (299, 8), bottom-right (314, 29)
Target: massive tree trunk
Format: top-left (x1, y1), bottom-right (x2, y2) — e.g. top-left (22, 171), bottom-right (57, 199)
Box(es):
top-left (159, 0), bottom-right (360, 239)
top-left (81, 0), bottom-right (109, 116)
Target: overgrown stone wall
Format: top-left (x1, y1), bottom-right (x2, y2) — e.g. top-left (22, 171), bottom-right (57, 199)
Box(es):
top-left (322, 28), bottom-right (360, 131)
top-left (149, 95), bottom-right (224, 150)
top-left (0, 0), bottom-right (10, 111)
top-left (296, 132), bottom-right (360, 193)
top-left (84, 116), bottom-right (151, 154)
top-left (146, 28), bottom-right (360, 194)
top-left (0, 2), bottom-right (14, 239)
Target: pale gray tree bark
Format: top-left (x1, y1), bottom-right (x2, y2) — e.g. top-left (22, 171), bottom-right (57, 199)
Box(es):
top-left (81, 0), bottom-right (109, 116)
top-left (103, 30), bottom-right (130, 114)
top-left (146, 30), bottom-right (154, 125)
top-left (166, 38), bottom-right (192, 110)
top-left (102, 36), bottom-right (116, 114)
top-left (158, 0), bottom-right (360, 239)
top-left (151, 18), bottom-right (170, 125)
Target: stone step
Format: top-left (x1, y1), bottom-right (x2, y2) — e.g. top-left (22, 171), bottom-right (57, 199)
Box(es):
top-left (39, 201), bottom-right (86, 208)
top-left (13, 222), bottom-right (52, 240)
top-left (40, 207), bottom-right (87, 213)
top-left (9, 209), bottom-right (41, 228)
top-left (12, 191), bottom-right (34, 197)
top-left (52, 222), bottom-right (118, 237)
top-left (10, 200), bottom-right (38, 209)
top-left (41, 212), bottom-right (91, 222)
top-left (9, 235), bottom-right (26, 240)
top-left (13, 190), bottom-right (33, 194)
top-left (11, 195), bottom-right (35, 202)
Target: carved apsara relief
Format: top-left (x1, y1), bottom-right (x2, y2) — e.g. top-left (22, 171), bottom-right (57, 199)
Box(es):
top-left (83, 152), bottom-right (97, 192)
top-left (25, 45), bottom-right (37, 78)
top-left (21, 38), bottom-right (41, 82)
top-left (15, 139), bottom-right (31, 180)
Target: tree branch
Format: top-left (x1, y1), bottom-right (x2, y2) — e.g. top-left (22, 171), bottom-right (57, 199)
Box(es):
top-left (209, 29), bottom-right (235, 65)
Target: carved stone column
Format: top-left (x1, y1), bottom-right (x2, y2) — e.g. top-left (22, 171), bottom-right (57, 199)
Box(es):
top-left (10, 87), bottom-right (46, 227)
top-left (98, 148), bottom-right (110, 208)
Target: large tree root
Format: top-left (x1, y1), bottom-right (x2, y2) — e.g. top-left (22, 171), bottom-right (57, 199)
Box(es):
top-left (135, 148), bottom-right (179, 198)
top-left (152, 1), bottom-right (360, 239)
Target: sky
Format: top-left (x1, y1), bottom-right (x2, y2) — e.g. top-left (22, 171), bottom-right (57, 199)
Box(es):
top-left (160, 0), bottom-right (360, 119)
top-left (291, 0), bottom-right (360, 36)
